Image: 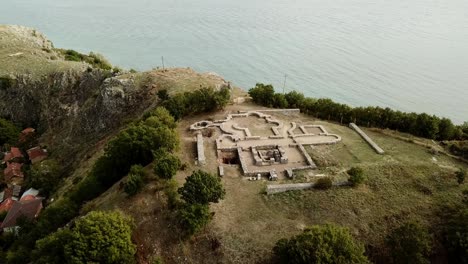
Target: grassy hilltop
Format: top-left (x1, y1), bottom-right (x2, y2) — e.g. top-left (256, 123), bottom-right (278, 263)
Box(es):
top-left (0, 25), bottom-right (466, 264)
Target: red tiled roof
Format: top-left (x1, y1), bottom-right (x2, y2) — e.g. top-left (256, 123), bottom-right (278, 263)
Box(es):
top-left (10, 148), bottom-right (22, 159)
top-left (0, 198), bottom-right (43, 228)
top-left (21, 128), bottom-right (35, 134)
top-left (0, 198), bottom-right (14, 212)
top-left (4, 163), bottom-right (24, 182)
top-left (3, 153), bottom-right (12, 163)
top-left (3, 147), bottom-right (23, 163)
top-left (26, 147), bottom-right (48, 164)
top-left (19, 195), bottom-right (36, 202)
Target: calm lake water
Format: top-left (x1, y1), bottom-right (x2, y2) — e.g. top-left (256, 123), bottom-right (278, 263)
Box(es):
top-left (1, 0), bottom-right (467, 123)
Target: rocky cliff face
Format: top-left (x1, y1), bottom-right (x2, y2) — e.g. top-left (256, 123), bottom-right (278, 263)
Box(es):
top-left (0, 25), bottom-right (229, 168)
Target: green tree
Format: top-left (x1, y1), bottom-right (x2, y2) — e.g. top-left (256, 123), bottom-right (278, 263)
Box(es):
top-left (178, 203), bottom-right (211, 236)
top-left (178, 170), bottom-right (225, 204)
top-left (273, 93), bottom-right (288, 108)
top-left (456, 168), bottom-right (466, 185)
top-left (348, 167), bottom-right (365, 187)
top-left (33, 211), bottom-right (136, 264)
top-left (248, 83), bottom-right (275, 107)
top-left (0, 118), bottom-right (19, 146)
top-left (273, 224), bottom-right (369, 264)
top-left (153, 151), bottom-right (181, 179)
top-left (386, 222), bottom-right (432, 264)
top-left (144, 107), bottom-right (177, 129)
top-left (284, 91), bottom-right (305, 109)
top-left (438, 118), bottom-right (456, 140)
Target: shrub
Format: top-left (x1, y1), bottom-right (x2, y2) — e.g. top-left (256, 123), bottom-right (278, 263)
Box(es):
top-left (63, 49), bottom-right (83, 62)
top-left (164, 179), bottom-right (181, 209)
top-left (123, 165), bottom-right (145, 196)
top-left (348, 167), bottom-right (365, 186)
top-left (456, 168), bottom-right (466, 184)
top-left (443, 208), bottom-right (468, 263)
top-left (178, 170), bottom-right (225, 204)
top-left (178, 203), bottom-right (211, 236)
top-left (386, 222), bottom-right (432, 264)
top-left (314, 177), bottom-right (333, 190)
top-left (0, 77), bottom-right (15, 90)
top-left (273, 224), bottom-right (369, 264)
top-left (157, 89), bottom-right (169, 101)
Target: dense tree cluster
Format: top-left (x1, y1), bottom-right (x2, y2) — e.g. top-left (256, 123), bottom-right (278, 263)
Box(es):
top-left (70, 107), bottom-right (179, 203)
top-left (162, 87), bottom-right (230, 120)
top-left (248, 83), bottom-right (463, 140)
top-left (273, 224), bottom-right (369, 264)
top-left (32, 211), bottom-right (136, 264)
top-left (2, 107), bottom-right (179, 263)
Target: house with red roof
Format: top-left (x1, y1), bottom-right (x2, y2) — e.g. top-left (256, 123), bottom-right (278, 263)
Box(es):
top-left (19, 128), bottom-right (35, 143)
top-left (0, 198), bottom-right (14, 213)
top-left (4, 163), bottom-right (24, 184)
top-left (26, 147), bottom-right (48, 164)
top-left (0, 197), bottom-right (43, 232)
top-left (3, 147), bottom-right (24, 164)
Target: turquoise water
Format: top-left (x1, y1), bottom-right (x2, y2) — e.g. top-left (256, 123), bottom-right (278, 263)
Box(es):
top-left (1, 0), bottom-right (467, 123)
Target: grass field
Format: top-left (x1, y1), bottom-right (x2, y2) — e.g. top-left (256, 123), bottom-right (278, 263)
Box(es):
top-left (191, 106), bottom-right (467, 263)
top-left (79, 94), bottom-right (467, 264)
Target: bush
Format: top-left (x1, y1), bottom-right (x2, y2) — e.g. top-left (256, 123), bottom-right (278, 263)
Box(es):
top-left (314, 177), bottom-right (333, 190)
top-left (386, 222), bottom-right (432, 264)
top-left (456, 168), bottom-right (466, 184)
top-left (153, 151), bottom-right (181, 179)
top-left (348, 167), bottom-right (365, 186)
top-left (178, 170), bottom-right (225, 205)
top-left (123, 165), bottom-right (145, 196)
top-left (0, 77), bottom-right (15, 90)
top-left (61, 50), bottom-right (112, 70)
top-left (178, 203), bottom-right (211, 236)
top-left (164, 179), bottom-right (181, 209)
top-left (157, 89), bottom-right (169, 101)
top-left (443, 208), bottom-right (468, 263)
top-left (273, 224), bottom-right (369, 264)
